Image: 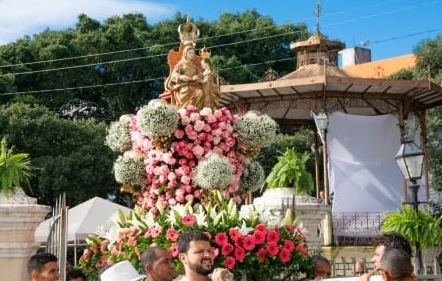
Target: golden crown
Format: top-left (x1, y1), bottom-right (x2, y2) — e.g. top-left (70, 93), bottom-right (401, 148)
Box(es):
top-left (178, 15), bottom-right (200, 46)
top-left (199, 46), bottom-right (211, 59)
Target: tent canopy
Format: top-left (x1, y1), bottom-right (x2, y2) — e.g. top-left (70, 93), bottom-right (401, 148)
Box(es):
top-left (35, 197), bottom-right (132, 242)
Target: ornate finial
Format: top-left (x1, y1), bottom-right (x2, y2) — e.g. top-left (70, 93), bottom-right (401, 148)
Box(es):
top-left (178, 15), bottom-right (200, 46)
top-left (199, 46), bottom-right (211, 59)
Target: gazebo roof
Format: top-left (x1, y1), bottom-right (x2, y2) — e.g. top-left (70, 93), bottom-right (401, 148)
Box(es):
top-left (219, 69), bottom-right (442, 131)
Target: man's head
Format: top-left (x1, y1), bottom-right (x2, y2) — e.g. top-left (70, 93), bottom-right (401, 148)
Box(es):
top-left (371, 232), bottom-right (412, 270)
top-left (66, 268), bottom-right (86, 281)
top-left (354, 261), bottom-right (366, 276)
top-left (312, 255), bottom-right (331, 280)
top-left (141, 246), bottom-right (175, 281)
top-left (378, 249), bottom-right (413, 281)
top-left (27, 252), bottom-right (59, 281)
top-left (178, 231), bottom-right (214, 277)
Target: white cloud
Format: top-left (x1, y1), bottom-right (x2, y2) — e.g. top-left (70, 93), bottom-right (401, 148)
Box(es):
top-left (0, 0), bottom-right (177, 45)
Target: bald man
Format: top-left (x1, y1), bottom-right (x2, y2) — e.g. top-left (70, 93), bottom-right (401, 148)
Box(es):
top-left (378, 249), bottom-right (413, 281)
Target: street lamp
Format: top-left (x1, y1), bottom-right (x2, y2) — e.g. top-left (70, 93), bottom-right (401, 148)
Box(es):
top-left (394, 139), bottom-right (424, 273)
top-left (315, 111), bottom-right (329, 205)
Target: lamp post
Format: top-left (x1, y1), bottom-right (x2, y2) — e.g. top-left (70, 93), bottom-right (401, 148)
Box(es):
top-left (395, 139), bottom-right (424, 274)
top-left (316, 111), bottom-right (329, 205)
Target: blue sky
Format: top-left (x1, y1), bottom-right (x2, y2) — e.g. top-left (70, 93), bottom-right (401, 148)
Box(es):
top-left (0, 0), bottom-right (441, 61)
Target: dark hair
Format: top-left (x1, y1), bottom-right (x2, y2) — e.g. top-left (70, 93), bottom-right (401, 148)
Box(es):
top-left (373, 232), bottom-right (412, 256)
top-left (380, 248), bottom-right (413, 280)
top-left (178, 231), bottom-right (210, 254)
top-left (312, 255), bottom-right (330, 265)
top-left (27, 252), bottom-right (58, 275)
top-left (67, 268), bottom-right (87, 281)
top-left (141, 246), bottom-right (161, 267)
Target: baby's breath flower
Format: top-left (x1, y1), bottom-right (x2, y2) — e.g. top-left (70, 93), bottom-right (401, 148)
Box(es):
top-left (105, 114), bottom-right (133, 152)
top-left (114, 152), bottom-right (146, 186)
top-left (233, 113), bottom-right (278, 149)
top-left (137, 104), bottom-right (178, 137)
top-left (193, 154), bottom-right (234, 190)
top-left (240, 159), bottom-right (265, 192)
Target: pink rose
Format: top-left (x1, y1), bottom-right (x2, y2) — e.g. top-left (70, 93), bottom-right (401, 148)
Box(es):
top-left (200, 107), bottom-right (212, 116)
top-left (192, 145), bottom-right (205, 158)
top-left (174, 129), bottom-right (184, 139)
top-left (194, 120), bottom-right (205, 132)
top-left (203, 124), bottom-right (212, 132)
top-left (190, 112), bottom-right (200, 122)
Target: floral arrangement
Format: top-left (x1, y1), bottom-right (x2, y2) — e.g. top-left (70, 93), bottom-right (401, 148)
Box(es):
top-left (105, 114), bottom-right (133, 153)
top-left (233, 111), bottom-right (278, 155)
top-left (80, 104), bottom-right (315, 281)
top-left (239, 159), bottom-right (265, 192)
top-left (113, 151), bottom-right (146, 187)
top-left (110, 104), bottom-right (275, 212)
top-left (79, 192), bottom-right (314, 281)
top-left (193, 153), bottom-right (235, 191)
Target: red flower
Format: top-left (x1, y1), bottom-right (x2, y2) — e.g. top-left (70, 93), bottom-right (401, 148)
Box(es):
top-left (279, 248), bottom-right (291, 263)
top-left (256, 248), bottom-right (267, 263)
top-left (166, 228), bottom-right (179, 242)
top-left (215, 232), bottom-right (229, 246)
top-left (221, 243), bottom-right (234, 256)
top-left (234, 245), bottom-right (246, 262)
top-left (182, 214), bottom-right (196, 226)
top-left (252, 230), bottom-right (265, 245)
top-left (212, 246), bottom-right (219, 258)
top-left (266, 242), bottom-right (279, 256)
top-left (169, 243), bottom-right (179, 257)
top-left (255, 223), bottom-right (268, 234)
top-left (225, 256), bottom-right (236, 269)
top-left (228, 228), bottom-right (242, 243)
top-left (242, 235), bottom-right (256, 251)
top-left (266, 230), bottom-right (280, 243)
top-left (283, 239), bottom-right (295, 252)
top-left (296, 244), bottom-right (308, 255)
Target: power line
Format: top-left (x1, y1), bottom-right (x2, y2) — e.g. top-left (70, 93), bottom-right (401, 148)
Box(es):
top-left (0, 0), bottom-right (438, 69)
top-left (0, 29), bottom-right (298, 77)
top-left (0, 57), bottom-right (296, 97)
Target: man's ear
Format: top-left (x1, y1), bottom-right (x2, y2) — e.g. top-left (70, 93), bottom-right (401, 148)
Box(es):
top-left (31, 270), bottom-right (40, 280)
top-left (380, 270), bottom-right (391, 281)
top-left (178, 253), bottom-right (187, 265)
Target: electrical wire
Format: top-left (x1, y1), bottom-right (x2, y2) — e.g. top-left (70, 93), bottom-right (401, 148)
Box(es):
top-left (0, 0), bottom-right (439, 69)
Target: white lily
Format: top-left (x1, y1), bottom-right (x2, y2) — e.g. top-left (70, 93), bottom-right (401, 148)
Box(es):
top-left (238, 220), bottom-right (254, 235)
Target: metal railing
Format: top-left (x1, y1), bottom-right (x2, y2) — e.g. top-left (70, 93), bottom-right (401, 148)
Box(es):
top-left (332, 212), bottom-right (385, 246)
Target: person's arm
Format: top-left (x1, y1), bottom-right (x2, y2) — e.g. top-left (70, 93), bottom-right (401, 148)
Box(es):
top-left (211, 268), bottom-right (234, 281)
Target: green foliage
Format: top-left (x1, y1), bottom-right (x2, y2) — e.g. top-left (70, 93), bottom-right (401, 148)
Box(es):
top-left (0, 137), bottom-right (32, 195)
top-left (0, 10), bottom-right (308, 117)
top-left (381, 205), bottom-right (442, 249)
top-left (257, 131), bottom-right (315, 177)
top-left (265, 148), bottom-right (314, 195)
top-left (0, 103), bottom-right (120, 206)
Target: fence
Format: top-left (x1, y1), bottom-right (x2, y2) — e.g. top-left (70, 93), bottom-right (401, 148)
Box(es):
top-left (332, 212), bottom-right (385, 246)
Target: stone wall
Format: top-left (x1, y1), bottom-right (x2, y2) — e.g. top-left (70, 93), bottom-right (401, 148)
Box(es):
top-left (0, 189), bottom-right (50, 281)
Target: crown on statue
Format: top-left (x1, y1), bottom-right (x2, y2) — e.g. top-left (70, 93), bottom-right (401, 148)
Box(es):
top-left (178, 15), bottom-right (200, 46)
top-left (199, 46), bottom-right (211, 59)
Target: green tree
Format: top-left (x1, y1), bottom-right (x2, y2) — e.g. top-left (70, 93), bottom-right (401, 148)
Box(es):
top-left (0, 103), bottom-right (122, 206)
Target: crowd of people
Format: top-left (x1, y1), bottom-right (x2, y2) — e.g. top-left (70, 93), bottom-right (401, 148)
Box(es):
top-left (28, 231), bottom-right (417, 281)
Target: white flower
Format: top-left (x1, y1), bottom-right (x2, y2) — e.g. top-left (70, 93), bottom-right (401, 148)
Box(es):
top-left (233, 113), bottom-right (278, 149)
top-left (238, 221), bottom-right (254, 235)
top-left (194, 212), bottom-right (208, 227)
top-left (240, 160), bottom-right (265, 192)
top-left (136, 104), bottom-right (178, 137)
top-left (193, 154), bottom-right (234, 190)
top-left (105, 115), bottom-right (133, 152)
top-left (113, 152), bottom-right (146, 186)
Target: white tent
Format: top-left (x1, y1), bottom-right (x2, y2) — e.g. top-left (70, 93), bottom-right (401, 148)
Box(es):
top-left (35, 196), bottom-right (132, 243)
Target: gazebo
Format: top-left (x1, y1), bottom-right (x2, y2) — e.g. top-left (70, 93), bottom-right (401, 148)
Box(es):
top-left (219, 31), bottom-right (442, 242)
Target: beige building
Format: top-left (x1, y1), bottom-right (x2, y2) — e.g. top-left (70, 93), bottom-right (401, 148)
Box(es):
top-left (342, 53), bottom-right (417, 78)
